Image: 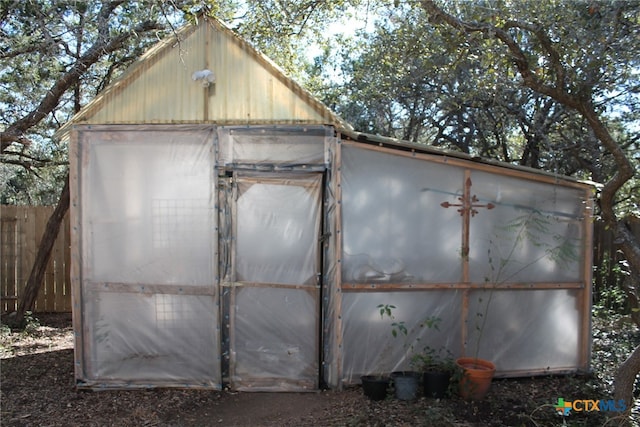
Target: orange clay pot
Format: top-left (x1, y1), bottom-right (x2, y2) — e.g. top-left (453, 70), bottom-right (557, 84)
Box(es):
top-left (456, 357), bottom-right (496, 400)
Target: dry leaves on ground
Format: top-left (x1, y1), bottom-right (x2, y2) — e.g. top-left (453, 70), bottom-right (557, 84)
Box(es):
top-left (1, 313), bottom-right (638, 426)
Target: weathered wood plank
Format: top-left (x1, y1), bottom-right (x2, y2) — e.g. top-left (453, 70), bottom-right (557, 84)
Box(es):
top-left (0, 206), bottom-right (71, 313)
top-left (1, 206), bottom-right (19, 312)
top-left (34, 206), bottom-right (52, 311)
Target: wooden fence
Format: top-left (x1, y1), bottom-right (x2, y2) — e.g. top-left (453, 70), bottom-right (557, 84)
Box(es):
top-left (0, 205), bottom-right (639, 314)
top-left (1, 205), bottom-right (71, 313)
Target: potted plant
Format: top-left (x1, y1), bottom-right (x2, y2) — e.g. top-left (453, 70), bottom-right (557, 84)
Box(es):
top-left (455, 356), bottom-right (496, 401)
top-left (409, 316), bottom-right (459, 399)
top-left (359, 303), bottom-right (398, 401)
top-left (412, 345), bottom-right (456, 399)
top-left (360, 374), bottom-right (391, 401)
top-left (456, 255), bottom-right (498, 400)
top-left (455, 269), bottom-right (498, 400)
top-left (456, 211), bottom-right (578, 400)
top-left (377, 304), bottom-right (420, 401)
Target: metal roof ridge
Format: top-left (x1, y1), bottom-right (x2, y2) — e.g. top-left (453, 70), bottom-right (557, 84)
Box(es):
top-left (55, 15), bottom-right (353, 141)
top-left (339, 128), bottom-right (597, 187)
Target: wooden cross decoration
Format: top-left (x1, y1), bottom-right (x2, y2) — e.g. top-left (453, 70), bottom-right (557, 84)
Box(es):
top-left (440, 177), bottom-right (495, 217)
top-left (440, 176), bottom-right (495, 260)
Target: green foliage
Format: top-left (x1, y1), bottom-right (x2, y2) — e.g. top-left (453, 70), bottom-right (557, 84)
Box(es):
top-left (321, 1), bottom-right (639, 218)
top-left (377, 304), bottom-right (407, 337)
top-left (390, 321), bottom-right (407, 338)
top-left (22, 311), bottom-right (41, 335)
top-left (227, 0), bottom-right (362, 82)
top-left (1, 0), bottom-right (203, 204)
top-left (593, 253), bottom-right (631, 316)
top-left (1, 310), bottom-right (40, 334)
top-left (0, 321), bottom-right (12, 357)
top-left (471, 209), bottom-right (580, 360)
top-left (487, 209), bottom-right (580, 284)
top-left (420, 316), bottom-right (441, 331)
top-left (377, 303), bottom-right (396, 319)
top-left (411, 341), bottom-right (456, 373)
top-left (378, 304), bottom-right (454, 372)
top-left (0, 321), bottom-right (11, 337)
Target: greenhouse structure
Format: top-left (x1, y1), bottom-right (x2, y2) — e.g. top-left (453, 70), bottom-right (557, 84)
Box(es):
top-left (60, 16), bottom-right (594, 391)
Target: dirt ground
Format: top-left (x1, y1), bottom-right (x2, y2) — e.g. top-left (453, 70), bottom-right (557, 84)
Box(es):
top-left (1, 312), bottom-right (639, 426)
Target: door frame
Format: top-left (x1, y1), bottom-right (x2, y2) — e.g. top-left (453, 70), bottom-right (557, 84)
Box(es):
top-left (219, 170), bottom-right (325, 391)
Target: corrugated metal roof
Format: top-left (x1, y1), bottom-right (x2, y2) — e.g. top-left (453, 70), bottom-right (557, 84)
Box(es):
top-left (340, 128), bottom-right (596, 188)
top-left (56, 15), bottom-right (595, 188)
top-left (56, 16), bottom-right (352, 140)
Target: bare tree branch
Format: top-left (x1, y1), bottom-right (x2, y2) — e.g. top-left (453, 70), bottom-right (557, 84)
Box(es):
top-left (1, 11), bottom-right (161, 153)
top-left (1, 150), bottom-right (65, 165)
top-left (420, 0), bottom-right (634, 225)
top-left (420, 0), bottom-right (640, 416)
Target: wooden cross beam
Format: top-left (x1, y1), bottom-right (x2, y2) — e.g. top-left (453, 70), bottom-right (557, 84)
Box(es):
top-left (439, 174), bottom-right (497, 360)
top-left (440, 176), bottom-right (495, 261)
top-left (440, 177), bottom-right (495, 217)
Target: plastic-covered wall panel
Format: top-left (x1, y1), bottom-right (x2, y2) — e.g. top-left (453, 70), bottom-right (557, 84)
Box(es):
top-left (336, 142), bottom-right (591, 385)
top-left (235, 174), bottom-right (321, 285)
top-left (227, 171), bottom-right (323, 391)
top-left (85, 138), bottom-right (214, 285)
top-left (232, 287), bottom-right (318, 388)
top-left (341, 146), bottom-right (464, 283)
top-left (87, 291), bottom-right (218, 384)
top-left (468, 171), bottom-right (585, 283)
top-left (467, 289), bottom-right (582, 373)
top-left (217, 126), bottom-right (330, 167)
top-left (76, 125), bottom-right (220, 388)
top-left (341, 291), bottom-right (462, 382)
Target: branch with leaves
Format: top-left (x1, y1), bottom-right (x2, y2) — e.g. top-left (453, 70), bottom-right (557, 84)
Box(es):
top-left (1, 19), bottom-right (162, 152)
top-left (420, 1), bottom-right (635, 229)
top-left (420, 0), bottom-right (640, 416)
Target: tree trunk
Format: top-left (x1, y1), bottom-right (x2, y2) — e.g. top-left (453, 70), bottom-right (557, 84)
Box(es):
top-left (419, 0), bottom-right (640, 420)
top-left (614, 343), bottom-right (640, 425)
top-left (13, 175), bottom-right (70, 327)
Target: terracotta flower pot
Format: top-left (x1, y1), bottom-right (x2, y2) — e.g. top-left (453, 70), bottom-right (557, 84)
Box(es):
top-left (456, 357), bottom-right (496, 400)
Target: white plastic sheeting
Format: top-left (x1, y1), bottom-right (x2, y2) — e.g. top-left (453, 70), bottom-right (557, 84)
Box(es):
top-left (341, 146), bottom-right (464, 283)
top-left (71, 124), bottom-right (591, 390)
top-left (341, 291), bottom-right (463, 379)
top-left (228, 172), bottom-right (322, 391)
top-left (217, 126), bottom-right (329, 167)
top-left (87, 292), bottom-right (218, 384)
top-left (468, 170), bottom-right (585, 283)
top-left (337, 144), bottom-right (590, 384)
top-left (85, 137), bottom-right (214, 285)
top-left (234, 174), bottom-right (321, 285)
top-left (232, 286), bottom-right (319, 390)
top-left (468, 289), bottom-right (582, 372)
top-left (75, 125), bottom-right (220, 387)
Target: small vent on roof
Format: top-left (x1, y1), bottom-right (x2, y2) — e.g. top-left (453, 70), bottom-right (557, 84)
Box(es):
top-left (192, 69), bottom-right (215, 87)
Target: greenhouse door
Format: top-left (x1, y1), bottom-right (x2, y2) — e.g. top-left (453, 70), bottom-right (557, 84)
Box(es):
top-left (227, 172), bottom-right (323, 391)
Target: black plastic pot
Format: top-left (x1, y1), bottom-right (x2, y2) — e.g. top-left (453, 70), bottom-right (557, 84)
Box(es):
top-left (423, 370), bottom-right (452, 399)
top-left (361, 375), bottom-right (391, 401)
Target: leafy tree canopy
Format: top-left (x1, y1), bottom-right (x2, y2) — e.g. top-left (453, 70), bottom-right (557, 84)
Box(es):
top-left (0, 0), bottom-right (350, 203)
top-left (1, 0), bottom-right (201, 203)
top-left (311, 0), bottom-right (639, 215)
top-left (1, 0), bottom-right (638, 215)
